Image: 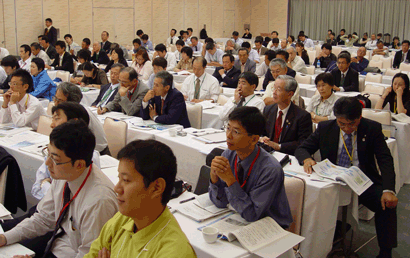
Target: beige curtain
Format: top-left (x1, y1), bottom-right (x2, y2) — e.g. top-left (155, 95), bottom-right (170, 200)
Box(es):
top-left (289, 0), bottom-right (410, 42)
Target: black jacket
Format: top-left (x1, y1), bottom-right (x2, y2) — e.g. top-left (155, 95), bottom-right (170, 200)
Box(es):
top-left (91, 83), bottom-right (119, 107)
top-left (331, 67), bottom-right (359, 92)
top-left (263, 67), bottom-right (296, 90)
top-left (392, 50), bottom-right (410, 69)
top-left (92, 50), bottom-right (110, 65)
top-left (51, 52), bottom-right (74, 73)
top-left (44, 26), bottom-right (57, 46)
top-left (212, 67), bottom-right (241, 89)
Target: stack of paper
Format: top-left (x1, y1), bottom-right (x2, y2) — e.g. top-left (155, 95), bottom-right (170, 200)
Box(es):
top-left (176, 193), bottom-right (229, 222)
top-left (99, 155), bottom-right (119, 169)
top-left (184, 128), bottom-right (224, 137)
top-left (194, 132), bottom-right (226, 144)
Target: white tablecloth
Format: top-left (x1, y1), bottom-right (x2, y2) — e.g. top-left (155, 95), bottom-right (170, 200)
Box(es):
top-left (202, 106), bottom-right (224, 129)
top-left (81, 89), bottom-right (100, 107)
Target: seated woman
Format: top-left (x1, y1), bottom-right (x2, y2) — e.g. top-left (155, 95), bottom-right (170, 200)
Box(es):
top-left (375, 73), bottom-right (410, 116)
top-left (70, 49), bottom-right (91, 84)
top-left (0, 69), bottom-right (46, 130)
top-left (174, 46), bottom-right (193, 72)
top-left (104, 47), bottom-right (128, 73)
top-left (81, 61), bottom-right (109, 89)
top-left (30, 57), bottom-right (56, 101)
top-left (306, 72), bottom-right (339, 123)
top-left (131, 49), bottom-right (153, 81)
top-left (295, 42), bottom-right (310, 65)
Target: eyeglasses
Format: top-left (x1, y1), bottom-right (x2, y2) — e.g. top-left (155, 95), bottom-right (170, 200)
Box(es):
top-left (8, 82), bottom-right (22, 87)
top-left (223, 125), bottom-right (251, 137)
top-left (42, 147), bottom-right (72, 166)
top-left (52, 96), bottom-right (65, 103)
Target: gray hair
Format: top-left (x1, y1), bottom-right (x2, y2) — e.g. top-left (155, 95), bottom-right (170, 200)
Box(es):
top-left (56, 82), bottom-right (83, 103)
top-left (155, 70), bottom-right (173, 87)
top-left (238, 47), bottom-right (249, 54)
top-left (226, 39), bottom-right (235, 46)
top-left (269, 58), bottom-right (287, 69)
top-left (276, 75), bottom-right (298, 93)
top-left (287, 47), bottom-right (296, 53)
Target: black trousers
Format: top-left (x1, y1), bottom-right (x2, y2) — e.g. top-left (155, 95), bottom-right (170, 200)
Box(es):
top-left (359, 183), bottom-right (397, 249)
top-left (1, 205), bottom-right (54, 257)
top-left (100, 146), bottom-right (111, 156)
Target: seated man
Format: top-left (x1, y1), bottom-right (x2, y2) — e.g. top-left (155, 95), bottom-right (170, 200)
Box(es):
top-left (153, 44), bottom-right (177, 71)
top-left (0, 120), bottom-right (118, 257)
top-left (141, 71), bottom-right (190, 128)
top-left (280, 39), bottom-right (287, 50)
top-left (181, 30), bottom-right (191, 45)
top-left (331, 52), bottom-right (359, 92)
top-left (82, 38), bottom-right (91, 51)
top-left (219, 72), bottom-right (265, 121)
top-left (313, 43), bottom-right (337, 68)
top-left (365, 34), bottom-right (378, 49)
top-left (190, 36), bottom-right (203, 53)
top-left (64, 34), bottom-right (81, 57)
top-left (93, 63), bottom-right (124, 109)
top-left (91, 42), bottom-right (110, 64)
top-left (255, 49), bottom-right (275, 77)
top-left (270, 38), bottom-right (280, 51)
top-left (393, 40), bottom-right (410, 69)
top-left (232, 31), bottom-right (243, 46)
top-left (0, 55), bottom-right (19, 93)
top-left (209, 106), bottom-right (292, 227)
top-left (18, 44), bottom-right (31, 72)
top-left (54, 82), bottom-right (110, 155)
top-left (350, 47), bottom-right (369, 73)
top-left (141, 34), bottom-right (154, 51)
top-left (181, 57), bottom-right (220, 103)
top-left (212, 54), bottom-right (241, 89)
top-left (205, 42), bottom-right (224, 67)
top-left (132, 38), bottom-right (142, 54)
top-left (46, 40), bottom-right (74, 73)
top-left (102, 67), bottom-right (149, 116)
top-left (225, 39), bottom-right (240, 55)
top-left (40, 35), bottom-right (57, 60)
top-left (174, 39), bottom-right (185, 61)
top-left (0, 69), bottom-right (46, 130)
top-left (295, 97), bottom-right (398, 258)
top-left (242, 42), bottom-right (260, 63)
top-left (372, 41), bottom-right (389, 57)
top-left (287, 47), bottom-right (307, 74)
top-left (166, 29), bottom-right (178, 46)
top-left (234, 48), bottom-right (256, 73)
top-left (84, 140), bottom-right (196, 258)
top-left (266, 31), bottom-right (279, 48)
top-left (147, 57), bottom-right (176, 90)
top-left (262, 57), bottom-right (296, 91)
top-left (253, 36), bottom-right (269, 56)
top-left (30, 42), bottom-right (51, 66)
top-left (260, 75), bottom-right (312, 155)
top-left (298, 33), bottom-right (315, 49)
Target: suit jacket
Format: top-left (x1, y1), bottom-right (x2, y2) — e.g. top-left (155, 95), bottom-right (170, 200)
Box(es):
top-left (51, 52), bottom-right (74, 73)
top-left (294, 119), bottom-right (395, 191)
top-left (331, 67), bottom-right (359, 92)
top-left (45, 45), bottom-right (57, 60)
top-left (234, 59), bottom-right (256, 73)
top-left (212, 66), bottom-right (241, 89)
top-left (101, 41), bottom-right (112, 54)
top-left (92, 50), bottom-right (110, 64)
top-left (105, 80), bottom-right (149, 116)
top-left (253, 46), bottom-right (268, 56)
top-left (262, 67), bottom-right (296, 90)
top-left (44, 26), bottom-right (57, 46)
top-left (91, 83), bottom-right (119, 107)
top-left (392, 50), bottom-right (410, 69)
top-left (263, 102), bottom-right (312, 155)
top-left (141, 88), bottom-right (191, 128)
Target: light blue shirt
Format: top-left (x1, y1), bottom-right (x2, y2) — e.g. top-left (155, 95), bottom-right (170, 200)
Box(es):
top-left (147, 73), bottom-right (175, 90)
top-left (142, 40), bottom-right (154, 51)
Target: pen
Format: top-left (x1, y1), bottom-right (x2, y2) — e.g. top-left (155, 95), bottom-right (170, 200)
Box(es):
top-left (289, 159), bottom-right (292, 165)
top-left (179, 197), bottom-right (195, 204)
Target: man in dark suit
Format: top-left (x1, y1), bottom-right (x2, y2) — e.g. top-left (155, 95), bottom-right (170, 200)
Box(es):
top-left (44, 18), bottom-right (57, 46)
top-left (40, 36), bottom-right (57, 60)
top-left (253, 36), bottom-right (268, 56)
top-left (47, 41), bottom-right (74, 73)
top-left (212, 54), bottom-right (241, 89)
top-left (260, 75), bottom-right (312, 155)
top-left (91, 42), bottom-right (110, 64)
top-left (141, 71), bottom-right (190, 128)
top-left (100, 31), bottom-right (112, 54)
top-left (392, 40), bottom-right (410, 69)
top-left (332, 52), bottom-right (359, 92)
top-left (234, 48), bottom-right (256, 73)
top-left (295, 97), bottom-right (398, 258)
top-left (93, 63), bottom-right (124, 109)
top-left (263, 58), bottom-right (296, 90)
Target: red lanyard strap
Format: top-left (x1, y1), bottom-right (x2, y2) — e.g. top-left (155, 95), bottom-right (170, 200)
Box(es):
top-left (234, 147), bottom-right (261, 188)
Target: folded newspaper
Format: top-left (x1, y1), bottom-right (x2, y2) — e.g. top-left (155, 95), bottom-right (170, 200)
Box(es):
top-left (312, 159), bottom-right (373, 195)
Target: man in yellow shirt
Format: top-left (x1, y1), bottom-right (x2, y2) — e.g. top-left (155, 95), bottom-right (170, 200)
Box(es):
top-left (85, 140), bottom-right (196, 258)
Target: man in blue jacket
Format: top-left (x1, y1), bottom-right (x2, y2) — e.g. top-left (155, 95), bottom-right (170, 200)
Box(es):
top-left (141, 71), bottom-right (191, 128)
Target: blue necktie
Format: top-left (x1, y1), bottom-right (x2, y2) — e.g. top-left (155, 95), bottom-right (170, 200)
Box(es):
top-left (339, 133), bottom-right (353, 168)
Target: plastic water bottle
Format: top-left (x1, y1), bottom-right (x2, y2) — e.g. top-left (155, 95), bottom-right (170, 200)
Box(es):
top-left (316, 59), bottom-right (321, 68)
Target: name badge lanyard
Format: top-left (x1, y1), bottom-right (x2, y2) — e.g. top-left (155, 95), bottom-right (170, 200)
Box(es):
top-left (234, 147), bottom-right (261, 188)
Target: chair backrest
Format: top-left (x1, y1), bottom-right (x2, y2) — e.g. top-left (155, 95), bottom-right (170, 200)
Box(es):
top-left (367, 93), bottom-right (382, 109)
top-left (37, 116), bottom-right (53, 136)
top-left (187, 104), bottom-right (202, 129)
top-left (384, 69), bottom-right (401, 76)
top-left (306, 66), bottom-right (315, 75)
top-left (194, 165), bottom-right (211, 195)
top-left (217, 95), bottom-right (229, 106)
top-left (381, 57), bottom-right (392, 69)
top-left (362, 108), bottom-right (391, 125)
top-left (103, 118), bottom-right (128, 158)
top-left (369, 60), bottom-right (383, 69)
top-left (0, 167), bottom-right (7, 204)
top-left (219, 87), bottom-right (224, 93)
top-left (363, 84), bottom-right (385, 95)
top-left (315, 44), bottom-right (321, 54)
top-left (256, 76), bottom-right (264, 91)
top-left (47, 101), bottom-right (55, 116)
top-left (56, 71), bottom-right (70, 82)
top-left (295, 73), bottom-right (311, 84)
top-left (307, 50), bottom-right (316, 65)
top-left (399, 63), bottom-right (410, 72)
top-left (371, 55), bottom-right (381, 61)
top-left (358, 76), bottom-right (366, 92)
top-left (365, 73), bottom-right (382, 83)
top-left (175, 82), bottom-right (183, 91)
top-left (284, 177), bottom-right (305, 237)
top-left (332, 46), bottom-right (342, 56)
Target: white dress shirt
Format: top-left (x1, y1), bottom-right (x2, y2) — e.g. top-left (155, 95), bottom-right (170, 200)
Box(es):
top-left (181, 72), bottom-right (220, 102)
top-left (166, 36), bottom-right (179, 46)
top-left (365, 40), bottom-right (378, 49)
top-left (0, 94), bottom-right (46, 130)
top-left (303, 38), bottom-right (315, 49)
top-left (306, 93), bottom-right (339, 120)
top-left (18, 58), bottom-right (32, 72)
top-left (255, 62), bottom-right (268, 77)
top-left (219, 94), bottom-right (265, 121)
top-left (191, 42), bottom-right (203, 53)
top-left (31, 50), bottom-right (51, 66)
top-left (174, 50), bottom-right (182, 61)
top-left (233, 38), bottom-right (244, 46)
top-left (0, 47), bottom-right (10, 60)
top-left (163, 52), bottom-right (177, 71)
top-left (67, 41), bottom-right (81, 56)
top-left (83, 105), bottom-right (108, 152)
top-left (132, 60), bottom-right (153, 81)
top-left (205, 49), bottom-right (224, 65)
top-left (277, 103), bottom-right (291, 128)
top-left (290, 56), bottom-right (307, 74)
top-left (5, 164), bottom-right (118, 258)
top-left (262, 82), bottom-right (301, 106)
top-left (248, 49), bottom-right (260, 63)
top-left (0, 66), bottom-right (7, 84)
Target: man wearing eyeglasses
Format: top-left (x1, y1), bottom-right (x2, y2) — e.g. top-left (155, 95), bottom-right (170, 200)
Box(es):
top-left (295, 97), bottom-right (398, 258)
top-left (209, 106), bottom-right (292, 227)
top-left (0, 120), bottom-right (118, 257)
top-left (331, 52), bottom-right (359, 92)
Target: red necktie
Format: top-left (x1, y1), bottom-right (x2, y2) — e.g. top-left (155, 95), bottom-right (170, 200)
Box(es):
top-left (273, 111), bottom-right (283, 143)
top-left (161, 99), bottom-right (164, 115)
